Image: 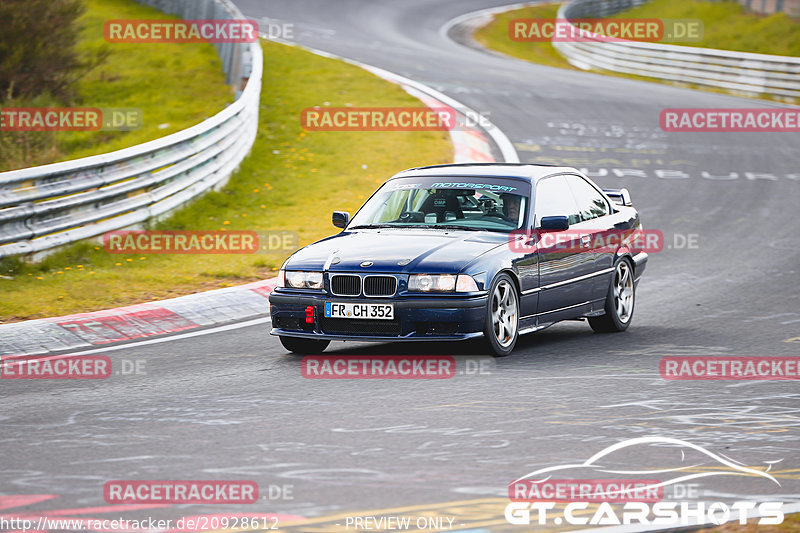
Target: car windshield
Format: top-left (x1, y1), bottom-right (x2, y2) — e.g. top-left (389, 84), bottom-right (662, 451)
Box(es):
top-left (348, 176), bottom-right (530, 232)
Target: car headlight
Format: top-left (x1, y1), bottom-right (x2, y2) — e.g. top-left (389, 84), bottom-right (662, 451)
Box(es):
top-left (306, 272), bottom-right (324, 290)
top-left (285, 271), bottom-right (324, 289)
top-left (455, 274), bottom-right (479, 292)
top-left (408, 274), bottom-right (478, 293)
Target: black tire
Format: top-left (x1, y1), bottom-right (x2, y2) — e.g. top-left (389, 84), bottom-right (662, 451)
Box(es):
top-left (589, 257), bottom-right (635, 333)
top-left (279, 336), bottom-right (330, 354)
top-left (483, 273), bottom-right (519, 357)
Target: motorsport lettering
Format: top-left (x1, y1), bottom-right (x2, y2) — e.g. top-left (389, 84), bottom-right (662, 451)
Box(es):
top-left (430, 182), bottom-right (517, 191)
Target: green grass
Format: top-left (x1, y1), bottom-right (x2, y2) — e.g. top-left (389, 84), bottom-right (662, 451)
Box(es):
top-left (621, 0), bottom-right (800, 56)
top-left (473, 0), bottom-right (800, 101)
top-left (0, 39), bottom-right (452, 322)
top-left (0, 0), bottom-right (232, 171)
top-left (474, 4), bottom-right (569, 69)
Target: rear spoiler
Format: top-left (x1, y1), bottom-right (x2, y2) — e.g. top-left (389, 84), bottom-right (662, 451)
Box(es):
top-left (603, 188), bottom-right (632, 207)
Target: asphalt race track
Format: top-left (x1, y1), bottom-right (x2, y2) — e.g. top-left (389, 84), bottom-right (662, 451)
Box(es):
top-left (3, 1), bottom-right (800, 530)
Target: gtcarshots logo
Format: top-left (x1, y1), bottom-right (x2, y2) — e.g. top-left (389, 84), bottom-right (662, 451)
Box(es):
top-left (104, 480), bottom-right (258, 504)
top-left (505, 500), bottom-right (783, 527)
top-left (505, 437), bottom-right (786, 527)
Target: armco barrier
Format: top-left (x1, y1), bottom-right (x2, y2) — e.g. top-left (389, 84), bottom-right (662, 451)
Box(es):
top-left (553, 0), bottom-right (800, 100)
top-left (0, 0), bottom-right (262, 260)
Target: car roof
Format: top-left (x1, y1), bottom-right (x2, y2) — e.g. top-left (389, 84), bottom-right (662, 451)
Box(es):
top-left (389, 163), bottom-right (582, 184)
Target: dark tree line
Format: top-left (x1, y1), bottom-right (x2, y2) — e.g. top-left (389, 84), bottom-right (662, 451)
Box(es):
top-left (0, 0), bottom-right (105, 102)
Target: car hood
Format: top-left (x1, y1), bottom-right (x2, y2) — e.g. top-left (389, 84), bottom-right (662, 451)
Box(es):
top-left (284, 229), bottom-right (507, 274)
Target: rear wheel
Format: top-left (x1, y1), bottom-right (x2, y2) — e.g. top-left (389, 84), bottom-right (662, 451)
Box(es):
top-left (279, 336), bottom-right (330, 354)
top-left (483, 273), bottom-right (519, 357)
top-left (589, 257), bottom-right (634, 333)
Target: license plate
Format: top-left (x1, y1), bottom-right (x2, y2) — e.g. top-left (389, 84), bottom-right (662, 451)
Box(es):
top-left (324, 302), bottom-right (394, 320)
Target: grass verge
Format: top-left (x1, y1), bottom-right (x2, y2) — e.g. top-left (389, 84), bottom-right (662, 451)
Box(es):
top-left (701, 511), bottom-right (799, 532)
top-left (473, 0), bottom-right (800, 101)
top-left (0, 0), bottom-right (232, 171)
top-left (474, 3), bottom-right (568, 69)
top-left (0, 39), bottom-right (452, 322)
top-left (618, 0), bottom-right (800, 56)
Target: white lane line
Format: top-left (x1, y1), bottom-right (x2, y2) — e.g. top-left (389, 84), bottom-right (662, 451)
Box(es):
top-left (27, 316), bottom-right (271, 358)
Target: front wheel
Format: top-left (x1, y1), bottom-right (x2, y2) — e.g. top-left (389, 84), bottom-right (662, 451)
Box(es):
top-left (483, 273), bottom-right (519, 357)
top-left (279, 336), bottom-right (330, 354)
top-left (589, 257), bottom-right (635, 333)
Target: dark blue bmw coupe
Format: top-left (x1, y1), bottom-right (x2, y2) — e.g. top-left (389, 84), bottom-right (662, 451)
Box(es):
top-left (269, 163), bottom-right (648, 356)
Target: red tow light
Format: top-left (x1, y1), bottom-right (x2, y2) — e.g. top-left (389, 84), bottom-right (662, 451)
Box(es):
top-left (305, 306), bottom-right (315, 324)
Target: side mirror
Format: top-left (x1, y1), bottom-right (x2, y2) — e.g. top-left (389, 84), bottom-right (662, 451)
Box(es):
top-left (332, 211), bottom-right (350, 228)
top-left (539, 216), bottom-right (569, 231)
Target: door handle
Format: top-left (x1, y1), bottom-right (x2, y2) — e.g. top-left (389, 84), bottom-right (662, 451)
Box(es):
top-left (581, 234), bottom-right (591, 247)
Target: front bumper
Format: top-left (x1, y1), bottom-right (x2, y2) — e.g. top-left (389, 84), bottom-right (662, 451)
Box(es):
top-left (269, 290), bottom-right (488, 342)
top-left (632, 252), bottom-right (648, 283)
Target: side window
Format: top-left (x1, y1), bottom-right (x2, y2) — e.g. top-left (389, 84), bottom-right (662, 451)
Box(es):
top-left (534, 176), bottom-right (581, 226)
top-left (565, 175), bottom-right (610, 222)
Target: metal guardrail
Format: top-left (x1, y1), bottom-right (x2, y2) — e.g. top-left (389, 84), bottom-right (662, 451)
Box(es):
top-left (0, 0), bottom-right (262, 259)
top-left (553, 0), bottom-right (800, 100)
